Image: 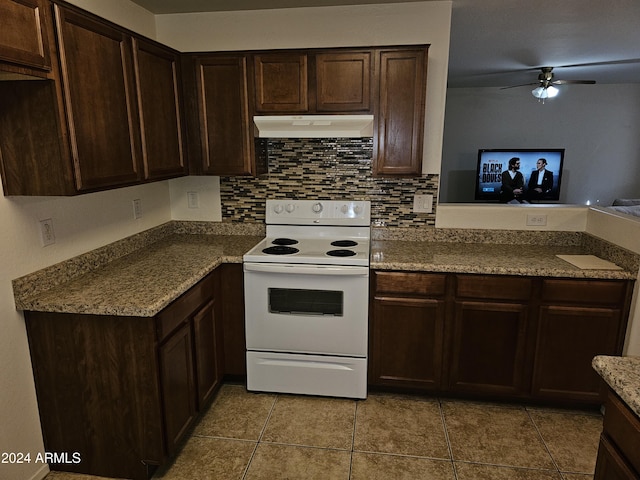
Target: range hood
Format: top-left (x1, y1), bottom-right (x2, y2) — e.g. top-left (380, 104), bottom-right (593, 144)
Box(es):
top-left (253, 115), bottom-right (374, 138)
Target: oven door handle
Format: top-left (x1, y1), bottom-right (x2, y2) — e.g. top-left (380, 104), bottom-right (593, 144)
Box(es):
top-left (243, 263), bottom-right (369, 276)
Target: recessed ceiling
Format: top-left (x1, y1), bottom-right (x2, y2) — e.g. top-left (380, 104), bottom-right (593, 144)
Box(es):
top-left (128, 0), bottom-right (640, 88)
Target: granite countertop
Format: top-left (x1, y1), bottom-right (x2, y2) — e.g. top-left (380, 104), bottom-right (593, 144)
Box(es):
top-left (370, 240), bottom-right (637, 279)
top-left (593, 355), bottom-right (640, 417)
top-left (13, 223), bottom-right (638, 318)
top-left (15, 233), bottom-right (262, 317)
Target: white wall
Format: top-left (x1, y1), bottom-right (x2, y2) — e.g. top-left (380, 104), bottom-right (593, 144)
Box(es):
top-left (440, 84), bottom-right (640, 205)
top-left (587, 208), bottom-right (640, 356)
top-left (436, 203), bottom-right (588, 231)
top-left (0, 3), bottom-right (168, 480)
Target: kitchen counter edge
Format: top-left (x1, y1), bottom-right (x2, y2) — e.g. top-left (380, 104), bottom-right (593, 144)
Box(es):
top-left (593, 355), bottom-right (640, 418)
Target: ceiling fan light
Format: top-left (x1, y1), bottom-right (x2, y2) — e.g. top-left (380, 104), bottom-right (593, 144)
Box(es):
top-left (546, 85), bottom-right (559, 97)
top-left (531, 86), bottom-right (546, 99)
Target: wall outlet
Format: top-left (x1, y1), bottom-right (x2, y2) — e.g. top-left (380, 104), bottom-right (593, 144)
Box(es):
top-left (526, 213), bottom-right (547, 226)
top-left (39, 218), bottom-right (56, 246)
top-left (187, 191), bottom-right (199, 209)
top-left (132, 199), bottom-right (142, 219)
top-left (413, 194), bottom-right (433, 213)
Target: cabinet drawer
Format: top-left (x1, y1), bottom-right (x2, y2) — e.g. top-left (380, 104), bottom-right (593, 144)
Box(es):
top-left (374, 271), bottom-right (446, 297)
top-left (456, 275), bottom-right (532, 301)
top-left (603, 390), bottom-right (640, 474)
top-left (542, 279), bottom-right (628, 306)
top-left (157, 274), bottom-right (215, 342)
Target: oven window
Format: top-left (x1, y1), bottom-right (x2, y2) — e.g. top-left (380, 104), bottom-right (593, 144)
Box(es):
top-left (268, 288), bottom-right (343, 316)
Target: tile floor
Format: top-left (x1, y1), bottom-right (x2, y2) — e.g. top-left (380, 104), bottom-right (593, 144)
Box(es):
top-left (46, 383), bottom-right (603, 480)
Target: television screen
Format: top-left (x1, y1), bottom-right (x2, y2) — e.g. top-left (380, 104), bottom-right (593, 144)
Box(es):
top-left (475, 149), bottom-right (565, 203)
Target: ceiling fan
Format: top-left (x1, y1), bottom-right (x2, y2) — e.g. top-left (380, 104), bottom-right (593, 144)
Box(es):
top-left (501, 66), bottom-right (596, 101)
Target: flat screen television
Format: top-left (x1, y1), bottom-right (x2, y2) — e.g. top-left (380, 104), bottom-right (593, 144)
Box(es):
top-left (475, 149), bottom-right (565, 203)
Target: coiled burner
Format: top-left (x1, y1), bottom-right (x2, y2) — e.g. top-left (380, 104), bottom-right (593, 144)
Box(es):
top-left (331, 240), bottom-right (358, 247)
top-left (326, 249), bottom-right (357, 257)
top-left (262, 246), bottom-right (299, 255)
top-left (272, 238), bottom-right (299, 246)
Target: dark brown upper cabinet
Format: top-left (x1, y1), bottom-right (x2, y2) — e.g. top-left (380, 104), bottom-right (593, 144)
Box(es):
top-left (373, 46), bottom-right (428, 176)
top-left (187, 53), bottom-right (265, 176)
top-left (0, 0), bottom-right (51, 75)
top-left (254, 52), bottom-right (308, 113)
top-left (133, 38), bottom-right (187, 181)
top-left (315, 51), bottom-right (372, 112)
top-left (0, 1), bottom-right (188, 196)
top-left (253, 49), bottom-right (374, 114)
top-left (54, 4), bottom-right (142, 191)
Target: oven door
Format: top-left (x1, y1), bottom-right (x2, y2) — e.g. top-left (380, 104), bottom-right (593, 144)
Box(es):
top-left (243, 262), bottom-right (369, 356)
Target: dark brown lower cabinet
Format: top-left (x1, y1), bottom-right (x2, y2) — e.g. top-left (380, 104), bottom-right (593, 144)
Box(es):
top-left (193, 299), bottom-right (223, 405)
top-left (594, 390), bottom-right (640, 479)
top-left (24, 270), bottom-right (223, 480)
top-left (369, 271), bottom-right (446, 391)
top-left (219, 263), bottom-right (247, 376)
top-left (370, 296), bottom-right (444, 390)
top-left (448, 300), bottom-right (529, 396)
top-left (369, 271), bottom-right (633, 406)
top-left (159, 322), bottom-right (197, 454)
top-left (531, 305), bottom-right (621, 403)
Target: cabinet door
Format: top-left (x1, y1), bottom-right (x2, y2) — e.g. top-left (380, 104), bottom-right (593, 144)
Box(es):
top-left (254, 53), bottom-right (308, 113)
top-left (219, 264), bottom-right (247, 376)
top-left (196, 55), bottom-right (255, 175)
top-left (316, 51), bottom-right (372, 112)
top-left (193, 299), bottom-right (222, 407)
top-left (54, 4), bottom-right (142, 191)
top-left (0, 0), bottom-right (51, 71)
top-left (133, 38), bottom-right (186, 181)
top-left (159, 322), bottom-right (197, 455)
top-left (370, 296), bottom-right (444, 390)
top-left (448, 300), bottom-right (529, 396)
top-left (532, 305), bottom-right (621, 404)
top-left (373, 47), bottom-right (427, 176)
top-left (595, 435), bottom-right (640, 480)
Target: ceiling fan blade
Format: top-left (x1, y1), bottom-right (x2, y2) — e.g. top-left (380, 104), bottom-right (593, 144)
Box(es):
top-left (552, 79), bottom-right (596, 85)
top-left (499, 82), bottom-right (538, 90)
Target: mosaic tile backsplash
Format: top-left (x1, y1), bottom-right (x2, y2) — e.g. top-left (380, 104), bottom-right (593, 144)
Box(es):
top-left (220, 138), bottom-right (439, 227)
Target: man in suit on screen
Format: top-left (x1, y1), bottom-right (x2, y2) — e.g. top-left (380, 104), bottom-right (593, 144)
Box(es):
top-left (527, 158), bottom-right (554, 201)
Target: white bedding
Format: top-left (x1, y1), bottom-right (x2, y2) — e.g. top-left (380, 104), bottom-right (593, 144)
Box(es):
top-left (608, 199), bottom-right (640, 218)
top-left (609, 205), bottom-right (640, 218)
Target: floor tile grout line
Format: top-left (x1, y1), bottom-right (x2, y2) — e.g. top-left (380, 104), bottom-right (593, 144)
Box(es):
top-left (348, 399), bottom-right (359, 480)
top-left (453, 459), bottom-right (566, 474)
top-left (438, 398), bottom-right (459, 480)
top-left (524, 406), bottom-right (563, 476)
top-left (352, 449), bottom-right (455, 462)
top-left (259, 440), bottom-right (353, 452)
top-left (240, 392), bottom-right (279, 480)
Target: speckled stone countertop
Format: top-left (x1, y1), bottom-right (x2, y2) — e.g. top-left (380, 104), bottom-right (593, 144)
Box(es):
top-left (14, 223), bottom-right (638, 317)
top-left (370, 228), bottom-right (639, 279)
top-left (593, 355), bottom-right (640, 417)
top-left (14, 223), bottom-right (263, 317)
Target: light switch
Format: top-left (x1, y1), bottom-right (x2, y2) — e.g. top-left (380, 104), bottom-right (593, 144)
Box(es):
top-left (413, 194), bottom-right (433, 213)
top-left (187, 191), bottom-right (200, 209)
top-left (39, 218), bottom-right (56, 246)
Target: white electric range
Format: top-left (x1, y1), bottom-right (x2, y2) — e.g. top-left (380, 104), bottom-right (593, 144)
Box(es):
top-left (243, 199), bottom-right (371, 399)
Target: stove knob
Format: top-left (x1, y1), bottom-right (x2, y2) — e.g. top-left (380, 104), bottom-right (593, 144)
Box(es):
top-left (354, 205), bottom-right (363, 214)
top-left (285, 203), bottom-right (295, 213)
top-left (273, 204), bottom-right (283, 214)
top-left (340, 204), bottom-right (349, 214)
top-left (312, 202), bottom-right (323, 213)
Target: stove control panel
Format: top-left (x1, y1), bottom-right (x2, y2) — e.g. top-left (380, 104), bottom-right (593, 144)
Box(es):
top-left (266, 199), bottom-right (371, 226)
